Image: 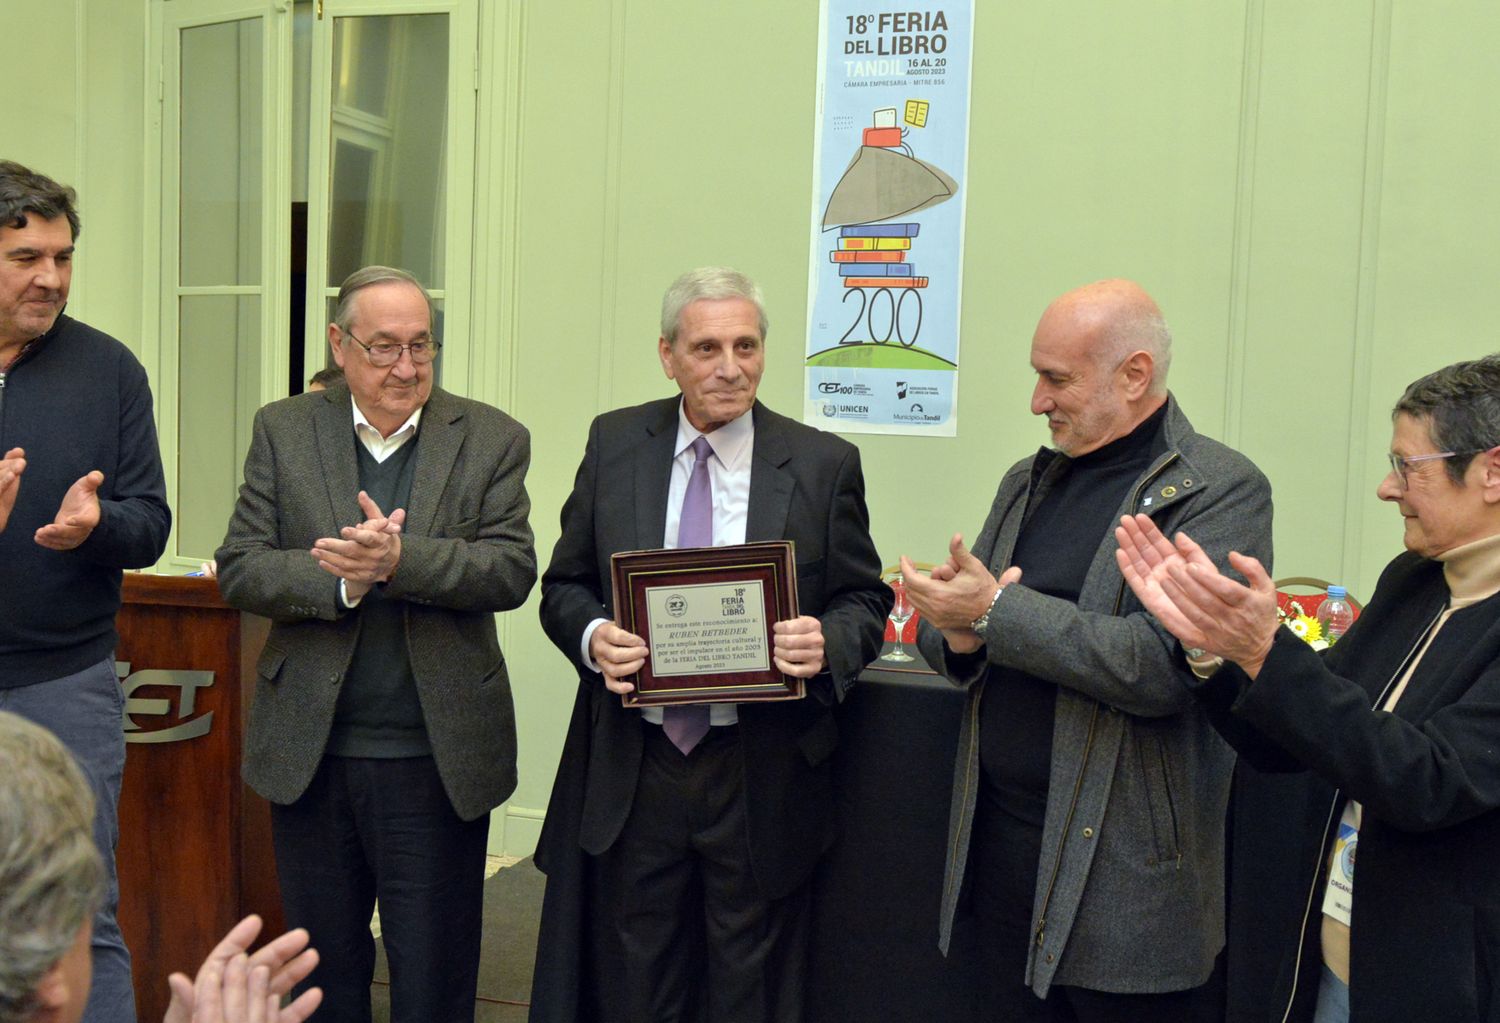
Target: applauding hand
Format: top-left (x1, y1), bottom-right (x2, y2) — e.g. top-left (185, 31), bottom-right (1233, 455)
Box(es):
top-left (163, 914), bottom-right (322, 1023)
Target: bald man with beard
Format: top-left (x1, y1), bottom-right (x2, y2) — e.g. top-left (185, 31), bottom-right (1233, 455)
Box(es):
top-left (901, 280), bottom-right (1272, 1021)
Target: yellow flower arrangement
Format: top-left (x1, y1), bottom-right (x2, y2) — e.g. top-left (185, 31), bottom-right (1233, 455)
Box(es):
top-left (1283, 613), bottom-right (1328, 651)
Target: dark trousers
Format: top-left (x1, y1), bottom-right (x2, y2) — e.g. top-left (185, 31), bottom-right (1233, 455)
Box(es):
top-left (971, 794), bottom-right (1218, 1023)
top-left (270, 755), bottom-right (489, 1023)
top-left (615, 722), bottom-right (810, 1023)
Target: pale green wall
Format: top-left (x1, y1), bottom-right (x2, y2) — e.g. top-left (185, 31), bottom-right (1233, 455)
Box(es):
top-left (8, 0), bottom-right (148, 359)
top-left (13, 0), bottom-right (1500, 856)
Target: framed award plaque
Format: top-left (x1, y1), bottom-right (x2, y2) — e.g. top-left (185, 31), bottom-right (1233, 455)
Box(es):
top-left (609, 540), bottom-right (803, 706)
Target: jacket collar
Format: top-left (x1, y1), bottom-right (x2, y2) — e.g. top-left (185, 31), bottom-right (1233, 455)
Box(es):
top-left (1026, 393), bottom-right (1205, 516)
top-left (631, 397), bottom-right (796, 548)
top-left (313, 385), bottom-right (464, 535)
top-left (1, 310), bottom-right (69, 372)
top-left (747, 402), bottom-right (794, 542)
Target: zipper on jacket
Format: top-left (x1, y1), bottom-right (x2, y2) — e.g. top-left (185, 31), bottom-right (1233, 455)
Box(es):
top-left (1276, 604), bottom-right (1445, 1023)
top-left (1034, 702), bottom-right (1101, 953)
top-left (946, 682), bottom-right (986, 906)
top-left (1, 335), bottom-right (46, 447)
top-left (1032, 453), bottom-right (1183, 954)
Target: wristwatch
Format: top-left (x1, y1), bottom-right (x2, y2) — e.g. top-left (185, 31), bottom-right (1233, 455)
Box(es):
top-left (1183, 646), bottom-right (1224, 680)
top-left (970, 585), bottom-right (1005, 636)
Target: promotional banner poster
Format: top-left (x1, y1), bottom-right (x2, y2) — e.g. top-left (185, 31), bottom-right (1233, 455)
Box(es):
top-left (804, 0), bottom-right (973, 436)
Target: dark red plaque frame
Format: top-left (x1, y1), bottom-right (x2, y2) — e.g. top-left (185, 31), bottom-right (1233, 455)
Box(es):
top-left (610, 541), bottom-right (802, 706)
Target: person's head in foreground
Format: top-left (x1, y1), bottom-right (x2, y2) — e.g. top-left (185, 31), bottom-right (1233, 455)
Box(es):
top-left (0, 710), bottom-right (102, 1023)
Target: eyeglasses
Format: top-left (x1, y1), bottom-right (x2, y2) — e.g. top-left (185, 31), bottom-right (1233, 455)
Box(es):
top-left (1386, 449), bottom-right (1487, 486)
top-left (343, 330), bottom-right (442, 367)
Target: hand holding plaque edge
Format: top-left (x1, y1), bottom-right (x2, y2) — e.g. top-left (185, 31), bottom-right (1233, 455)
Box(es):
top-left (772, 615), bottom-right (827, 677)
top-left (592, 620), bottom-right (649, 694)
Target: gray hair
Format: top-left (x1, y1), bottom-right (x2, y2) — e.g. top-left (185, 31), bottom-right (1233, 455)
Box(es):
top-left (0, 712), bottom-right (102, 1023)
top-left (1100, 304), bottom-right (1173, 396)
top-left (0, 161), bottom-right (81, 241)
top-left (331, 265), bottom-right (436, 337)
top-left (1393, 354), bottom-right (1500, 482)
top-left (660, 267), bottom-right (768, 344)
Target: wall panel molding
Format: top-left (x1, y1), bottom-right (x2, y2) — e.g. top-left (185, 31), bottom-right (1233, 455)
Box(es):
top-left (71, 0), bottom-right (89, 315)
top-left (1223, 0), bottom-right (1266, 451)
top-left (472, 0), bottom-right (529, 856)
top-left (593, 0), bottom-right (628, 413)
top-left (1340, 0), bottom-right (1394, 587)
top-left (473, 0), bottom-right (528, 415)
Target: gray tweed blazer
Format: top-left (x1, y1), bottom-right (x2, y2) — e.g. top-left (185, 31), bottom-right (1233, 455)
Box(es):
top-left (216, 384), bottom-right (536, 820)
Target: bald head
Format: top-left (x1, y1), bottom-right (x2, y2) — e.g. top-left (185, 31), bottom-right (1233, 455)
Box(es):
top-left (1029, 279), bottom-right (1172, 455)
top-left (1037, 279), bottom-right (1172, 395)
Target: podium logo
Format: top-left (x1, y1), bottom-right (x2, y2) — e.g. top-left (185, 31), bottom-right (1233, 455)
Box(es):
top-left (115, 661), bottom-right (215, 744)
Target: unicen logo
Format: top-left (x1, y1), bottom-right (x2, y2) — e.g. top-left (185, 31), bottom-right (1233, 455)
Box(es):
top-left (822, 402), bottom-right (839, 417)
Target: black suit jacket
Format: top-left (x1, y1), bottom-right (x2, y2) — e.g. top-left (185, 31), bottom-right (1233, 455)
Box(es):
top-left (538, 397), bottom-right (888, 898)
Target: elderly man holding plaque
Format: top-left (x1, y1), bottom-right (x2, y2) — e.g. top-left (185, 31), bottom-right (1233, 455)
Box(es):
top-left (537, 266), bottom-right (889, 1022)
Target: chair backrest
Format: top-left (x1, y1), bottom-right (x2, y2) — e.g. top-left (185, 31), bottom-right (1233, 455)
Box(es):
top-left (1273, 575), bottom-right (1363, 625)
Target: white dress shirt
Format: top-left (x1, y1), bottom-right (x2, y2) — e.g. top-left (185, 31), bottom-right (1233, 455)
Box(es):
top-left (582, 401), bottom-right (755, 725)
top-left (352, 397), bottom-right (422, 463)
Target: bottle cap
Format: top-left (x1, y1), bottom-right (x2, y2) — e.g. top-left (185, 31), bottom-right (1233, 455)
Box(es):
top-left (1327, 585), bottom-right (1347, 599)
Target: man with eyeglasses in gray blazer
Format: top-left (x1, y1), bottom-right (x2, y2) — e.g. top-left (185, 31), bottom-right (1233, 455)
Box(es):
top-left (217, 265), bottom-right (536, 1023)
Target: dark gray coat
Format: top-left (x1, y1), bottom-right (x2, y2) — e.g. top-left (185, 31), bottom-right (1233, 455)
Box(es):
top-left (918, 395), bottom-right (1273, 996)
top-left (216, 385), bottom-right (536, 820)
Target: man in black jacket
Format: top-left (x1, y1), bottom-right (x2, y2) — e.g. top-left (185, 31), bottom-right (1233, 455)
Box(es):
top-left (536, 267), bottom-right (888, 1022)
top-left (0, 160), bottom-right (170, 1023)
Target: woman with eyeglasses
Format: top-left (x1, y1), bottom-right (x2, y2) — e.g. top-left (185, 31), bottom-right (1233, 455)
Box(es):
top-left (1114, 354), bottom-right (1500, 1023)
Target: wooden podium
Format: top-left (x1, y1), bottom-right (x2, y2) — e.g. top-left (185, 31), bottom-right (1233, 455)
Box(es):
top-left (115, 574), bottom-right (282, 1021)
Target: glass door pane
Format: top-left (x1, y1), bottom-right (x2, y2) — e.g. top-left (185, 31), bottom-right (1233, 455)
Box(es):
top-left (173, 14), bottom-right (269, 563)
top-left (181, 19), bottom-right (263, 286)
top-left (325, 13), bottom-right (449, 288)
top-left (301, 1), bottom-right (473, 397)
top-left (177, 296), bottom-right (262, 556)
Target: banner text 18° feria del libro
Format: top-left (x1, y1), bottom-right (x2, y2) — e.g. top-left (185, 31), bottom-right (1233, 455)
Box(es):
top-left (804, 0), bottom-right (973, 436)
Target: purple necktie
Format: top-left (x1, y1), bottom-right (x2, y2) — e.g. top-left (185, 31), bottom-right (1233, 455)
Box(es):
top-left (663, 436), bottom-right (714, 754)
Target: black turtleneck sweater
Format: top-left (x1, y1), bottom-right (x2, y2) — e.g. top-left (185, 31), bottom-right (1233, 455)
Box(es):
top-left (978, 403), bottom-right (1169, 826)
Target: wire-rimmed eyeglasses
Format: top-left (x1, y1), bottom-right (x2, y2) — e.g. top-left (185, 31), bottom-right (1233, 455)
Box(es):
top-left (343, 330), bottom-right (442, 367)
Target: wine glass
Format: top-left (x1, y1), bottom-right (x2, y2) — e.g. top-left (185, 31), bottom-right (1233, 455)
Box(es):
top-left (885, 578), bottom-right (915, 662)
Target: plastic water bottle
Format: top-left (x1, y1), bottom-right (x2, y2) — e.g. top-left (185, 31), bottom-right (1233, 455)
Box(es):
top-left (1316, 586), bottom-right (1354, 646)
